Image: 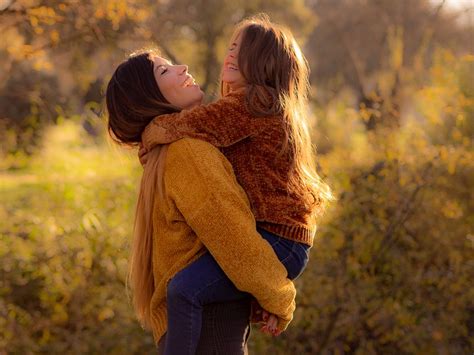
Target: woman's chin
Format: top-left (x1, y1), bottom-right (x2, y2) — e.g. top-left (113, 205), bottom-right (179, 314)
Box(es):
top-left (196, 88), bottom-right (205, 100)
top-left (185, 84), bottom-right (203, 94)
top-left (183, 93), bottom-right (204, 109)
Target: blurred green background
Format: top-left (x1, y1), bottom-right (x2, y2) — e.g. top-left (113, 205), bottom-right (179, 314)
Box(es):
top-left (1, 0), bottom-right (473, 353)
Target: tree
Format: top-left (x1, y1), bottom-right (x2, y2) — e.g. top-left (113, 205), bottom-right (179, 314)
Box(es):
top-left (305, 0), bottom-right (471, 131)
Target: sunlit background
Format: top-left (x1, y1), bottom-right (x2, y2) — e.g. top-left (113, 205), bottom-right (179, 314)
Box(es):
top-left (1, 0), bottom-right (473, 353)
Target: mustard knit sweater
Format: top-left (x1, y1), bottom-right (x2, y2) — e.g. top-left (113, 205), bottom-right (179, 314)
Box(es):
top-left (148, 138), bottom-right (296, 344)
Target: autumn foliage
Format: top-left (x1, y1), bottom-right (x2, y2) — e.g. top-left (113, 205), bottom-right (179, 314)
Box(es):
top-left (1, 0), bottom-right (472, 353)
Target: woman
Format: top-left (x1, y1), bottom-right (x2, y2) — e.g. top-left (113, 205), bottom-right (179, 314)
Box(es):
top-left (105, 50), bottom-right (296, 353)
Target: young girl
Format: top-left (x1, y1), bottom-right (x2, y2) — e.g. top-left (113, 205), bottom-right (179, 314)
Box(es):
top-left (141, 14), bottom-right (332, 354)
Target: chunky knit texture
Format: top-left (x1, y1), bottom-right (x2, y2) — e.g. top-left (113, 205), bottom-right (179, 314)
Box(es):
top-left (142, 91), bottom-right (317, 246)
top-left (149, 138), bottom-right (296, 344)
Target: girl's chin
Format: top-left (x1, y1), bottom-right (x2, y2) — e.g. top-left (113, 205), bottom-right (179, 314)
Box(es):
top-left (222, 73), bottom-right (239, 82)
top-left (224, 83), bottom-right (245, 92)
top-left (223, 78), bottom-right (235, 85)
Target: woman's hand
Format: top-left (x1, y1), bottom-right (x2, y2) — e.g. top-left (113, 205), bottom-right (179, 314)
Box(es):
top-left (250, 300), bottom-right (283, 336)
top-left (138, 143), bottom-right (148, 167)
top-left (259, 310), bottom-right (283, 337)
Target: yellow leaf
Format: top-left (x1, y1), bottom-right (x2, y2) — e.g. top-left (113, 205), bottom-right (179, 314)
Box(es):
top-left (50, 30), bottom-right (59, 45)
top-left (98, 308), bottom-right (115, 321)
top-left (447, 158), bottom-right (456, 175)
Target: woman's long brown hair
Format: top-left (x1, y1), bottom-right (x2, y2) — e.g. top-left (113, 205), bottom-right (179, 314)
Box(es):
top-left (105, 50), bottom-right (178, 330)
top-left (222, 14), bottom-right (333, 218)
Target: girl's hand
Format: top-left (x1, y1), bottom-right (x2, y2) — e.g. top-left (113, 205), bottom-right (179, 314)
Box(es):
top-left (138, 143), bottom-right (148, 167)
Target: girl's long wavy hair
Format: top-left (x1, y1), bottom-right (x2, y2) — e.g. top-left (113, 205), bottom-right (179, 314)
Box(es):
top-left (105, 49), bottom-right (179, 330)
top-left (222, 14), bottom-right (333, 218)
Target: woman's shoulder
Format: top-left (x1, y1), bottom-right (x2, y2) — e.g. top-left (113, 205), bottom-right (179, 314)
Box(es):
top-left (165, 138), bottom-right (232, 174)
top-left (163, 138), bottom-right (238, 201)
top-left (167, 138), bottom-right (222, 159)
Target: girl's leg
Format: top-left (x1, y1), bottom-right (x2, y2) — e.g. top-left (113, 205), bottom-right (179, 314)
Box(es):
top-left (257, 227), bottom-right (311, 280)
top-left (164, 252), bottom-right (248, 355)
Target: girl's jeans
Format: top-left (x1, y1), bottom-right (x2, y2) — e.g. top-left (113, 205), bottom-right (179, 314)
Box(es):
top-left (163, 227), bottom-right (311, 355)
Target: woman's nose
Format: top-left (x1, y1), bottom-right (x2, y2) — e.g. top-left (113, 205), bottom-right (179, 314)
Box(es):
top-left (178, 64), bottom-right (188, 74)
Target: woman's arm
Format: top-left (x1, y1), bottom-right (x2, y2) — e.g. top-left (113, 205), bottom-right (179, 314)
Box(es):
top-left (164, 138), bottom-right (295, 331)
top-left (141, 92), bottom-right (270, 150)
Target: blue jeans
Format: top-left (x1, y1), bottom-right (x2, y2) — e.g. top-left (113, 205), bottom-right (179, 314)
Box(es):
top-left (163, 227), bottom-right (311, 355)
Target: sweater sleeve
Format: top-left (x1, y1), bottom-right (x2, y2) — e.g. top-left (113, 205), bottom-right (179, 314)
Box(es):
top-left (141, 92), bottom-right (260, 150)
top-left (164, 138), bottom-right (296, 331)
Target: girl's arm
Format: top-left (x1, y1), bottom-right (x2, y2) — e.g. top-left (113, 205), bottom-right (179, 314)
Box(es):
top-left (141, 92), bottom-right (270, 150)
top-left (164, 138), bottom-right (295, 332)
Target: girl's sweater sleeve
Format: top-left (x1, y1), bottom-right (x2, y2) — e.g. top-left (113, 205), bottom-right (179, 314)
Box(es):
top-left (164, 138), bottom-right (296, 331)
top-left (142, 93), bottom-right (263, 150)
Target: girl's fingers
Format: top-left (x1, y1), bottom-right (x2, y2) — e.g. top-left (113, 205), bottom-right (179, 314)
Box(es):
top-left (262, 310), bottom-right (269, 322)
top-left (138, 147), bottom-right (149, 166)
top-left (138, 147), bottom-right (147, 158)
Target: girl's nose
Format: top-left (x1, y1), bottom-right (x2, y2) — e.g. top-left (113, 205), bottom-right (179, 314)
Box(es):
top-left (178, 64), bottom-right (188, 74)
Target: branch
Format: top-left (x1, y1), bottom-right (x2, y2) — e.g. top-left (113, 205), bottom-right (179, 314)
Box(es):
top-left (432, 0), bottom-right (447, 17)
top-left (315, 306), bottom-right (342, 355)
top-left (325, 16), bottom-right (366, 99)
top-left (368, 160), bottom-right (435, 268)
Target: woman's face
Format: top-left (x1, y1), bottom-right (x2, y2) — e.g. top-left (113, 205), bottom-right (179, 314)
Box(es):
top-left (153, 56), bottom-right (204, 109)
top-left (222, 32), bottom-right (246, 91)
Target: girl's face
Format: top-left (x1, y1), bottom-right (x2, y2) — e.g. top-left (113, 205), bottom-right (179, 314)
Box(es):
top-left (152, 56), bottom-right (204, 109)
top-left (222, 32), bottom-right (246, 91)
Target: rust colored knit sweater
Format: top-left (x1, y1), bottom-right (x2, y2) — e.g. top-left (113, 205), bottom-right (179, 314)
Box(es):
top-left (142, 91), bottom-right (316, 246)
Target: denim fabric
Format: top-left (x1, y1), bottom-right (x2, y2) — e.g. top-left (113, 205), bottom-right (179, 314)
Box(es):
top-left (163, 228), bottom-right (311, 354)
top-left (257, 227), bottom-right (311, 280)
